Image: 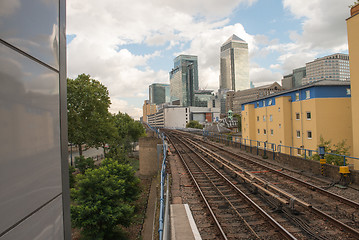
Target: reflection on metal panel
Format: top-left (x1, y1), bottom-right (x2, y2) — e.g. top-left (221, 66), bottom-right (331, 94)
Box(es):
top-left (1, 195), bottom-right (64, 240)
top-left (0, 0), bottom-right (59, 69)
top-left (0, 44), bottom-right (61, 234)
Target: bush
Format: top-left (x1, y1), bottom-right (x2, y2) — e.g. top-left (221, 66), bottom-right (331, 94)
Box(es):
top-left (309, 136), bottom-right (350, 166)
top-left (74, 156), bottom-right (95, 174)
top-left (69, 165), bottom-right (76, 188)
top-left (71, 159), bottom-right (141, 239)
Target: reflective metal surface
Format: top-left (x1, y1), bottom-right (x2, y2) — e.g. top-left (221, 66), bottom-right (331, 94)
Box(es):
top-left (0, 0), bottom-right (59, 69)
top-left (0, 44), bottom-right (62, 234)
top-left (1, 196), bottom-right (64, 240)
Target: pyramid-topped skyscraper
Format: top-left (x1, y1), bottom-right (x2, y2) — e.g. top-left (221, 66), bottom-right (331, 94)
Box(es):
top-left (220, 34), bottom-right (250, 91)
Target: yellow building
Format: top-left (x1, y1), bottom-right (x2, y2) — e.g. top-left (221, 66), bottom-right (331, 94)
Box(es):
top-left (242, 80), bottom-right (356, 167)
top-left (142, 100), bottom-right (156, 123)
top-left (347, 3), bottom-right (359, 169)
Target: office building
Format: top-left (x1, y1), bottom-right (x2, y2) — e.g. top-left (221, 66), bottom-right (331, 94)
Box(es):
top-left (241, 80), bottom-right (355, 167)
top-left (220, 34), bottom-right (250, 91)
top-left (194, 90), bottom-right (214, 107)
top-left (147, 106), bottom-right (220, 128)
top-left (149, 83), bottom-right (170, 105)
top-left (230, 82), bottom-right (284, 115)
top-left (170, 55), bottom-right (199, 107)
top-left (302, 53), bottom-right (350, 85)
top-left (0, 0), bottom-right (70, 238)
top-left (142, 100), bottom-right (157, 123)
top-left (347, 3), bottom-right (359, 169)
top-left (282, 67), bottom-right (306, 89)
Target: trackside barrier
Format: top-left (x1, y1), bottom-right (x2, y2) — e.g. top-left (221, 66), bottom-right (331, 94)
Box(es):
top-left (146, 123), bottom-right (169, 240)
top-left (203, 131), bottom-right (354, 168)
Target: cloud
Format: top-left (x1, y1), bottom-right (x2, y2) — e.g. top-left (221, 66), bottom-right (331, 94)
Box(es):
top-left (250, 63), bottom-right (282, 86)
top-left (109, 98), bottom-right (143, 120)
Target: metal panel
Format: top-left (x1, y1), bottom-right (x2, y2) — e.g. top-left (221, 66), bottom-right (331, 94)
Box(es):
top-left (1, 195), bottom-right (64, 240)
top-left (0, 0), bottom-right (59, 70)
top-left (0, 44), bottom-right (62, 234)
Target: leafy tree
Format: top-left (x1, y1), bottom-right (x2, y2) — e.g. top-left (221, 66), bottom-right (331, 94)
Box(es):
top-left (67, 74), bottom-right (113, 156)
top-left (310, 136), bottom-right (350, 166)
top-left (233, 113), bottom-right (242, 131)
top-left (186, 120), bottom-right (203, 129)
top-left (108, 112), bottom-right (145, 157)
top-left (71, 159), bottom-right (141, 239)
top-left (74, 156), bottom-right (95, 174)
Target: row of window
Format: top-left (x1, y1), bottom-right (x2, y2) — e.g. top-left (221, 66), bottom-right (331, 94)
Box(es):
top-left (257, 128), bottom-right (313, 139)
top-left (256, 111), bottom-right (312, 122)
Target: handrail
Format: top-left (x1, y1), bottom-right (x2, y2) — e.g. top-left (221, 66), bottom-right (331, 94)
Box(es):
top-left (205, 132), bottom-right (354, 167)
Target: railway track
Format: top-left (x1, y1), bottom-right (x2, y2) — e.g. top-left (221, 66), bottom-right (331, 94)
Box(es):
top-left (166, 130), bottom-right (359, 239)
top-left (168, 133), bottom-right (297, 239)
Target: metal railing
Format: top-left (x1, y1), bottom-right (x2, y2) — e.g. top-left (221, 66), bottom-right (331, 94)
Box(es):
top-left (204, 131), bottom-right (355, 167)
top-left (146, 123), bottom-right (170, 240)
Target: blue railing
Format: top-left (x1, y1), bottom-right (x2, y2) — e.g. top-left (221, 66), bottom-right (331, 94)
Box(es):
top-left (204, 131), bottom-right (355, 167)
top-left (146, 123), bottom-right (169, 240)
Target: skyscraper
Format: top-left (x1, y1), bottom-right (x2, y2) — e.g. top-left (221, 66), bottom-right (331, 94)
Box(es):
top-left (170, 55), bottom-right (199, 107)
top-left (220, 34), bottom-right (250, 91)
top-left (149, 83), bottom-right (170, 105)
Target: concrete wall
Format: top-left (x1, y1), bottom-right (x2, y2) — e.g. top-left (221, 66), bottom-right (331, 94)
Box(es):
top-left (139, 136), bottom-right (162, 176)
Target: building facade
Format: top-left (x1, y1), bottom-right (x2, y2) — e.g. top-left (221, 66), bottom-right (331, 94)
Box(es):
top-left (169, 55), bottom-right (199, 107)
top-left (147, 106), bottom-right (220, 128)
top-left (142, 100), bottom-right (157, 123)
top-left (194, 90), bottom-right (214, 107)
top-left (231, 82), bottom-right (284, 115)
top-left (281, 67), bottom-right (306, 89)
top-left (347, 3), bottom-right (359, 169)
top-left (149, 83), bottom-right (170, 105)
top-left (220, 34), bottom-right (250, 91)
top-left (0, 0), bottom-right (70, 238)
top-left (241, 81), bottom-right (355, 167)
top-left (302, 53), bottom-right (350, 85)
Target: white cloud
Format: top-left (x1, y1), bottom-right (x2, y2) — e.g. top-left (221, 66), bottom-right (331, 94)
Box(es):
top-left (250, 64), bottom-right (282, 86)
top-left (109, 98), bottom-right (143, 120)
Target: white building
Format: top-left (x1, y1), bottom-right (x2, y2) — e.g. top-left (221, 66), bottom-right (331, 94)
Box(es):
top-left (147, 106), bottom-right (220, 129)
top-left (302, 53), bottom-right (350, 85)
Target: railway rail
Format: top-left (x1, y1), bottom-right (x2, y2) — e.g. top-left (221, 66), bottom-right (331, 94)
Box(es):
top-left (165, 129), bottom-right (359, 239)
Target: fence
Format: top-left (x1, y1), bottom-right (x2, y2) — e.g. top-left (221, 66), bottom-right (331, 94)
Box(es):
top-left (145, 123), bottom-right (170, 240)
top-left (204, 131), bottom-right (356, 167)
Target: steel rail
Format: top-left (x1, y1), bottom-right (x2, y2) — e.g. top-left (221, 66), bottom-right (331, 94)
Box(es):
top-left (196, 134), bottom-right (359, 210)
top-left (168, 133), bottom-right (297, 240)
top-left (184, 136), bottom-right (359, 238)
top-left (167, 135), bottom-right (228, 240)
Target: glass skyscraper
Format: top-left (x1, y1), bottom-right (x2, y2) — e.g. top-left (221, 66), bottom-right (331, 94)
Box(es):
top-left (149, 83), bottom-right (170, 105)
top-left (220, 34), bottom-right (250, 91)
top-left (169, 55), bottom-right (199, 107)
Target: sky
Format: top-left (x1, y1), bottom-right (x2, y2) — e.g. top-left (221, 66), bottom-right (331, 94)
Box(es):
top-left (66, 0), bottom-right (353, 120)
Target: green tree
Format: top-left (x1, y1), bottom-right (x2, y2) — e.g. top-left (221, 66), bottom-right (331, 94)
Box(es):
top-left (310, 136), bottom-right (350, 166)
top-left (108, 112), bottom-right (145, 159)
top-left (67, 74), bottom-right (113, 156)
top-left (186, 120), bottom-right (203, 129)
top-left (233, 113), bottom-right (242, 131)
top-left (74, 156), bottom-right (95, 174)
top-left (71, 159), bottom-right (141, 239)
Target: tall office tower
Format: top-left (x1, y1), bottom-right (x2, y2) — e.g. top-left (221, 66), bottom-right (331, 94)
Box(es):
top-left (170, 55), bottom-right (199, 107)
top-left (149, 83), bottom-right (170, 105)
top-left (220, 34), bottom-right (250, 91)
top-left (302, 53), bottom-right (350, 85)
